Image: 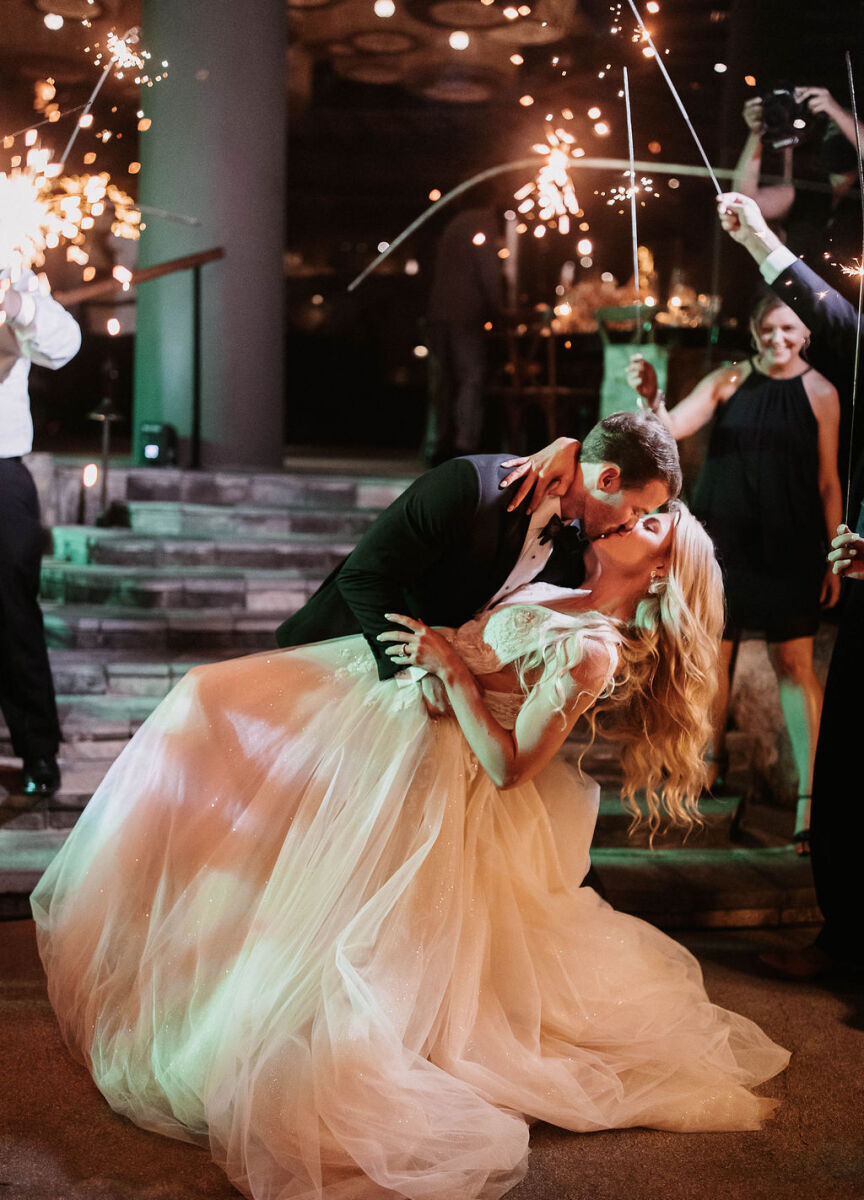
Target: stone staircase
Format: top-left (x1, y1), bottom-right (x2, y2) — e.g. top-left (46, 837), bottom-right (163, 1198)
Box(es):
top-left (0, 458), bottom-right (819, 927)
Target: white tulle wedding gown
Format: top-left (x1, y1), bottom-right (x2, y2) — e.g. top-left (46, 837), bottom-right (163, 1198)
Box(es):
top-left (32, 583), bottom-right (788, 1200)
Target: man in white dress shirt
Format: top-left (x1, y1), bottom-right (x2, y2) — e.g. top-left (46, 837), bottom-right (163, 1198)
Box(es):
top-left (1, 271), bottom-right (81, 796)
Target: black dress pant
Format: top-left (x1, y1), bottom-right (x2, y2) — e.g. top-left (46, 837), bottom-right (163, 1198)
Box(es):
top-left (810, 571), bottom-right (864, 967)
top-left (424, 321), bottom-right (488, 458)
top-left (0, 457), bottom-right (61, 761)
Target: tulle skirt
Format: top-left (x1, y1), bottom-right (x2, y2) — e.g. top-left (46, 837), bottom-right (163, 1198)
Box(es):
top-left (32, 636), bottom-right (789, 1200)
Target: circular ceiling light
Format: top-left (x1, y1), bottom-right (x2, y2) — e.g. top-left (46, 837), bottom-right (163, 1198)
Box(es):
top-left (351, 28), bottom-right (419, 53)
top-left (332, 55), bottom-right (406, 84)
top-left (410, 63), bottom-right (502, 103)
top-left (488, 16), bottom-right (563, 43)
top-left (407, 0), bottom-right (506, 28)
top-left (33, 0), bottom-right (103, 17)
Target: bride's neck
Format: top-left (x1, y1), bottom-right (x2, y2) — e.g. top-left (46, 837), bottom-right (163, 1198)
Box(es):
top-left (571, 556), bottom-right (646, 622)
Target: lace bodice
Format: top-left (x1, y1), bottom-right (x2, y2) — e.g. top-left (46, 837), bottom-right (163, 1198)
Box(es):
top-left (446, 582), bottom-right (604, 729)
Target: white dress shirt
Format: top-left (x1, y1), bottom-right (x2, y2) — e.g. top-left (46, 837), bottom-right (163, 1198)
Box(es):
top-left (759, 245), bottom-right (798, 285)
top-left (0, 271), bottom-right (82, 457)
top-left (476, 494), bottom-right (569, 613)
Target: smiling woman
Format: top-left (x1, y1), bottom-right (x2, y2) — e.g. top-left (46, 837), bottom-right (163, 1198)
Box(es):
top-left (627, 291), bottom-right (843, 849)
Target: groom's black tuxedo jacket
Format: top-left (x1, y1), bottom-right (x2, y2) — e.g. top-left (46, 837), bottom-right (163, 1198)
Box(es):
top-left (275, 455), bottom-right (587, 680)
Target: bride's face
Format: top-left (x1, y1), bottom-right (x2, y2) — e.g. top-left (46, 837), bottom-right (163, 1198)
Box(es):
top-left (591, 511), bottom-right (676, 576)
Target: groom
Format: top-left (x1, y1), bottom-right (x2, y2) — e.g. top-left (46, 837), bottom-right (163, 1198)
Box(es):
top-left (276, 411), bottom-right (681, 709)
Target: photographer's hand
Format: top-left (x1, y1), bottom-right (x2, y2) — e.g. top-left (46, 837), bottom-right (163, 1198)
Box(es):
top-left (796, 87), bottom-right (864, 156)
top-left (796, 86), bottom-right (842, 122)
top-left (742, 97), bottom-right (764, 134)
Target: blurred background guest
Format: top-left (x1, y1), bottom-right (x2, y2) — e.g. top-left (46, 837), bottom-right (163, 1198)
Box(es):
top-left (0, 271), bottom-right (81, 797)
top-left (423, 205), bottom-right (503, 466)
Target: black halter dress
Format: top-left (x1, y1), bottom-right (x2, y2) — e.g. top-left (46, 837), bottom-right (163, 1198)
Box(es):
top-left (691, 361), bottom-right (826, 642)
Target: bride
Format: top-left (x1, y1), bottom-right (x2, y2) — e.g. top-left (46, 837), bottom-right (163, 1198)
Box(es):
top-left (32, 501), bottom-right (788, 1200)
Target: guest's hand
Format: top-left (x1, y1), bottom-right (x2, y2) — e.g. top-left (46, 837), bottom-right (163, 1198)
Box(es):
top-left (626, 353), bottom-right (659, 407)
top-left (498, 437), bottom-right (580, 513)
top-left (420, 674), bottom-right (452, 717)
top-left (820, 563), bottom-right (842, 607)
top-left (716, 193), bottom-right (782, 261)
top-left (0, 282), bottom-right (22, 321)
top-left (378, 615), bottom-right (457, 678)
top-left (828, 525), bottom-right (864, 580)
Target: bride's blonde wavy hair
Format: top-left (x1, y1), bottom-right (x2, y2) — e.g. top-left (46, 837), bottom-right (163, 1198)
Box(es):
top-left (519, 502), bottom-right (724, 836)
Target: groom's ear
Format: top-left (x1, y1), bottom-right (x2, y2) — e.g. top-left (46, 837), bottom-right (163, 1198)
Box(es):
top-left (596, 464), bottom-right (622, 495)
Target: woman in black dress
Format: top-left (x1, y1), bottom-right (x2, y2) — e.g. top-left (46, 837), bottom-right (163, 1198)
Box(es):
top-left (627, 295), bottom-right (842, 852)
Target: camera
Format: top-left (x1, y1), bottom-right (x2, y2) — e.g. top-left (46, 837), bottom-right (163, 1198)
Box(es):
top-left (760, 86), bottom-right (812, 150)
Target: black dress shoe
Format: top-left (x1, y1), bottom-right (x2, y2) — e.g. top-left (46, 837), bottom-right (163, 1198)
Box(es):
top-left (22, 757), bottom-right (61, 797)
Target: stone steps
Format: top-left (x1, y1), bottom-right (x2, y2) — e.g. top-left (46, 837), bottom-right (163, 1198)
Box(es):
top-left (49, 463), bottom-right (416, 526)
top-left (43, 603), bottom-right (291, 651)
top-left (591, 846), bottom-right (819, 929)
top-left (40, 559), bottom-right (331, 612)
top-left (52, 513), bottom-right (372, 554)
top-left (48, 648), bottom-right (224, 698)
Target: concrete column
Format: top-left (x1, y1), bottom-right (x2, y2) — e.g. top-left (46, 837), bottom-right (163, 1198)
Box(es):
top-left (134, 0), bottom-right (285, 468)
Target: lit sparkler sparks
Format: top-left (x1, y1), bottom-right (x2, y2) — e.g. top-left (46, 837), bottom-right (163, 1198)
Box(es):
top-left (0, 159), bottom-right (140, 282)
top-left (59, 27), bottom-right (166, 170)
top-left (517, 116), bottom-right (583, 234)
top-left (841, 259), bottom-right (864, 279)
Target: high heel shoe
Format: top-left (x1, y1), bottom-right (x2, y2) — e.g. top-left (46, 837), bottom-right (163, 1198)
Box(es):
top-left (793, 795), bottom-right (811, 856)
top-left (792, 828), bottom-right (811, 857)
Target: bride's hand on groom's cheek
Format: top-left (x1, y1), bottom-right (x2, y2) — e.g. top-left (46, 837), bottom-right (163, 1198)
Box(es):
top-left (499, 436), bottom-right (580, 514)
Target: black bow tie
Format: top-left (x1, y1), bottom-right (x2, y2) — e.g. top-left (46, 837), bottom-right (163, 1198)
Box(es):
top-left (538, 514), bottom-right (586, 552)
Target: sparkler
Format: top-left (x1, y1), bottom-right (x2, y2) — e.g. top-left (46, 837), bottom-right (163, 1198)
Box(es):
top-left (843, 50), bottom-right (864, 526)
top-left (623, 0), bottom-right (721, 195)
top-left (622, 66), bottom-right (640, 312)
top-left (347, 157), bottom-right (740, 292)
top-left (58, 28), bottom-right (163, 170)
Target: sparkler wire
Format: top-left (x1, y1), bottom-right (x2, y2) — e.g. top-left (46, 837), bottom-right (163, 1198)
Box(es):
top-left (58, 63), bottom-right (112, 169)
top-left (347, 160), bottom-right (536, 292)
top-left (1, 106), bottom-right (87, 144)
top-left (347, 158), bottom-right (741, 292)
top-left (624, 0), bottom-right (721, 195)
top-left (622, 66), bottom-right (642, 344)
top-left (843, 50), bottom-right (864, 527)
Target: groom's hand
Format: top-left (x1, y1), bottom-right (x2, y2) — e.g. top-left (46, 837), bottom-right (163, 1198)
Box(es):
top-left (499, 436), bottom-right (580, 514)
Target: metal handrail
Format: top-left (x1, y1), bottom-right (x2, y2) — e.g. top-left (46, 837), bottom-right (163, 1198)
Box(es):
top-left (56, 246), bottom-right (226, 469)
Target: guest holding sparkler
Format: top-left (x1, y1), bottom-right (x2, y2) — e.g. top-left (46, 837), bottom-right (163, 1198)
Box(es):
top-left (717, 190), bottom-right (864, 980)
top-left (0, 270), bottom-right (81, 797)
top-left (626, 297), bottom-right (842, 853)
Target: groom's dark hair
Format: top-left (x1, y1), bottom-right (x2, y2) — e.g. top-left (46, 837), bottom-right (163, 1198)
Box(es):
top-left (581, 411), bottom-right (682, 497)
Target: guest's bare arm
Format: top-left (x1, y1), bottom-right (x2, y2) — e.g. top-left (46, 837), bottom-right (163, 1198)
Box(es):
top-left (626, 354), bottom-right (741, 440)
top-left (807, 376), bottom-right (843, 607)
